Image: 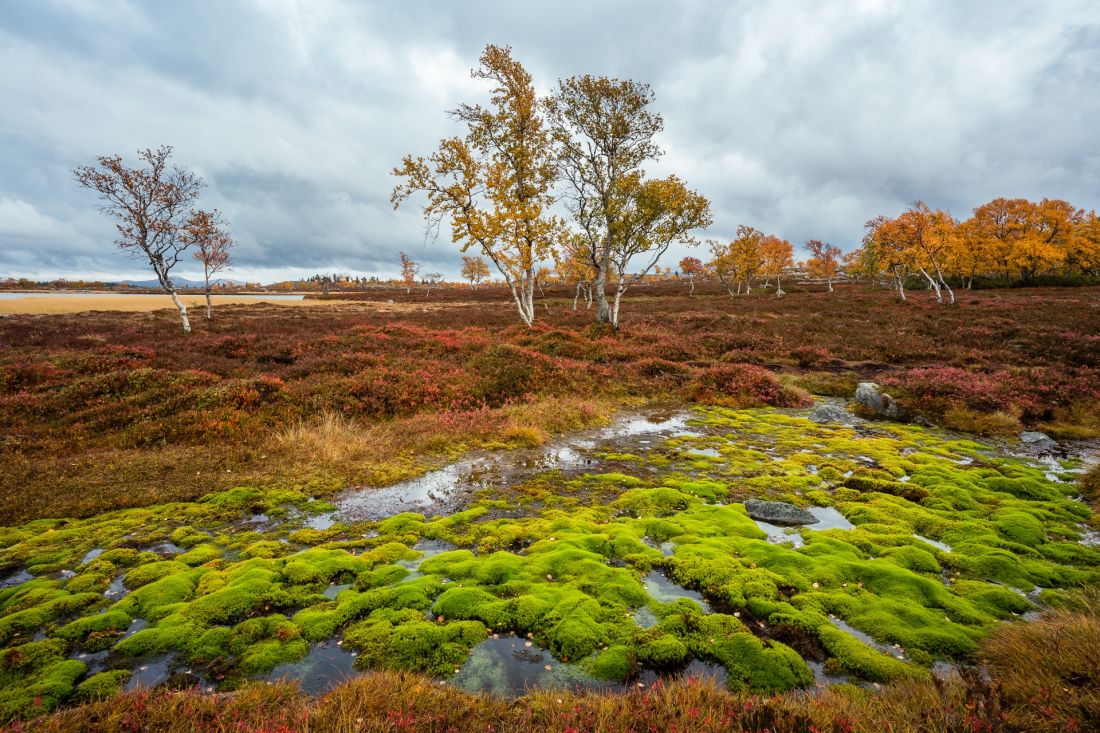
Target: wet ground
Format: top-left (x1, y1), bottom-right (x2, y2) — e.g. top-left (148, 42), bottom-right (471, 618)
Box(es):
top-left (5, 398), bottom-right (1097, 709)
top-left (327, 408), bottom-right (698, 523)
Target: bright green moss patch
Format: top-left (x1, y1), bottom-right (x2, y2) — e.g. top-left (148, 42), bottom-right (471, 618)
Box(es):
top-left (75, 670), bottom-right (130, 700)
top-left (0, 640), bottom-right (86, 719)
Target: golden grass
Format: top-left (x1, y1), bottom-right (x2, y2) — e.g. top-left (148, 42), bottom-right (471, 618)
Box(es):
top-left (0, 395), bottom-right (620, 524)
top-left (275, 410), bottom-right (399, 466)
top-left (0, 294), bottom-right (353, 314)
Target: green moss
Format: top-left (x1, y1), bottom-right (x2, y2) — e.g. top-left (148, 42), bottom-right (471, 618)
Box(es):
top-left (240, 541), bottom-right (290, 560)
top-left (635, 632), bottom-right (689, 668)
top-left (75, 670), bottom-right (131, 700)
top-left (227, 615), bottom-right (308, 675)
top-left (0, 402), bottom-right (1094, 703)
top-left (0, 640), bottom-right (86, 719)
top-left (177, 544), bottom-right (223, 566)
top-left (124, 560), bottom-right (191, 589)
top-left (588, 645), bottom-right (634, 680)
top-left (342, 611), bottom-right (487, 676)
top-left (170, 526), bottom-right (209, 548)
top-left (56, 610), bottom-right (132, 645)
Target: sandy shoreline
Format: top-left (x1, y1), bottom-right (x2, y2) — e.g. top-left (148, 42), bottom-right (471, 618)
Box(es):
top-left (0, 294), bottom-right (349, 314)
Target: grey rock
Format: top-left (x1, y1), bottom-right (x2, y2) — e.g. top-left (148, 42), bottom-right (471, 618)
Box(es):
top-left (809, 402), bottom-right (862, 426)
top-left (743, 499), bottom-right (820, 526)
top-left (1020, 431), bottom-right (1055, 446)
top-left (854, 382), bottom-right (902, 420)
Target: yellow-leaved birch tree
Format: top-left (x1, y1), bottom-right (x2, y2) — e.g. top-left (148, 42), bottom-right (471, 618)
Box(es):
top-left (391, 45), bottom-right (558, 326)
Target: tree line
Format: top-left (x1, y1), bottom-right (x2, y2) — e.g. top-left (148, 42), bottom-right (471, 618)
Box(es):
top-left (850, 198), bottom-right (1100, 304)
top-left (70, 47), bottom-right (1100, 333)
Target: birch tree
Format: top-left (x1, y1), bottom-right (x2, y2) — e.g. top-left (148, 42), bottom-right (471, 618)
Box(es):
top-left (679, 256), bottom-right (704, 295)
top-left (806, 239), bottom-right (841, 292)
top-left (548, 75), bottom-right (711, 328)
top-left (392, 45), bottom-right (558, 326)
top-left (183, 209), bottom-right (234, 319)
top-left (73, 146), bottom-right (203, 333)
top-left (399, 252), bottom-right (419, 294)
top-left (760, 235), bottom-right (794, 296)
top-left (460, 255), bottom-right (490, 290)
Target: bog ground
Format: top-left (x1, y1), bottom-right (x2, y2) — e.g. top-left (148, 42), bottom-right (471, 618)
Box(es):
top-left (0, 284), bottom-right (1097, 732)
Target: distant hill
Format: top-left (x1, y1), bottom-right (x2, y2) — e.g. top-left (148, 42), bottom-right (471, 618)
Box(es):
top-left (116, 277), bottom-right (245, 289)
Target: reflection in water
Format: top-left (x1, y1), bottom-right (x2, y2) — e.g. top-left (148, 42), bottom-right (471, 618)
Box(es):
top-left (125, 655), bottom-right (174, 690)
top-left (807, 507), bottom-right (855, 530)
top-left (642, 570), bottom-right (711, 613)
top-left (451, 636), bottom-right (612, 696)
top-left (332, 410), bottom-right (698, 522)
top-left (914, 535), bottom-right (952, 553)
top-left (267, 641), bottom-right (359, 695)
top-left (754, 520), bottom-right (804, 548)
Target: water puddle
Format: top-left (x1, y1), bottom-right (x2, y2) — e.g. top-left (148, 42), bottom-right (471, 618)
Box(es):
top-left (71, 649), bottom-right (110, 674)
top-left (332, 409), bottom-right (697, 522)
top-left (323, 583), bottom-right (351, 599)
top-left (807, 660), bottom-right (850, 687)
top-left (829, 617), bottom-right (908, 660)
top-left (266, 641), bottom-right (359, 695)
top-left (755, 521), bottom-right (804, 548)
top-left (105, 574), bottom-right (128, 599)
top-left (81, 548), bottom-right (104, 564)
top-left (685, 448), bottom-right (721, 459)
top-left (633, 607), bottom-right (659, 628)
top-left (807, 507), bottom-right (855, 530)
top-left (147, 543), bottom-right (185, 556)
top-left (1, 570), bottom-right (33, 588)
top-left (304, 513), bottom-right (338, 531)
top-left (750, 506), bottom-right (853, 544)
top-left (335, 462), bottom-right (483, 522)
top-left (642, 570), bottom-right (711, 613)
top-left (451, 635), bottom-right (611, 696)
top-left (914, 535), bottom-right (952, 553)
top-left (124, 655), bottom-right (174, 690)
top-left (124, 618), bottom-right (149, 637)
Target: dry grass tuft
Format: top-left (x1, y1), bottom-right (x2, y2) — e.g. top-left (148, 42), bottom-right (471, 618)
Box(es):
top-left (275, 411), bottom-right (392, 465)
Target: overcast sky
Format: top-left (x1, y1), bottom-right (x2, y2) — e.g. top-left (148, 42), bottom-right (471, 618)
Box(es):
top-left (2, 0), bottom-right (1099, 282)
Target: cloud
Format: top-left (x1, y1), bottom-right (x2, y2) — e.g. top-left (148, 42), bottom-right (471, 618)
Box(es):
top-left (1, 0), bottom-right (1098, 280)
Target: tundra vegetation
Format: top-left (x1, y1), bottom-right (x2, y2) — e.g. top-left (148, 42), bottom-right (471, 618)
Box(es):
top-left (0, 281), bottom-right (1098, 731)
top-left (7, 39), bottom-right (1100, 733)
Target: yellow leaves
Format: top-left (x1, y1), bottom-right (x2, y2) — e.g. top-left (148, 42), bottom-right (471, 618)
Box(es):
top-left (760, 235), bottom-right (794, 277)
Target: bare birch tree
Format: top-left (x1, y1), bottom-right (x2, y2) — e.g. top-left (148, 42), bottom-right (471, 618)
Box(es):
top-left (73, 146), bottom-right (203, 333)
top-left (184, 209), bottom-right (234, 319)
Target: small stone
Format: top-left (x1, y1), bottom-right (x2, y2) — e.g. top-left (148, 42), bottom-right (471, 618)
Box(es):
top-left (743, 499), bottom-right (819, 526)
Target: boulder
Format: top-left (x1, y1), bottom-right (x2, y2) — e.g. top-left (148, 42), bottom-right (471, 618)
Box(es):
top-left (809, 402), bottom-right (863, 426)
top-left (854, 382), bottom-right (902, 420)
top-left (1020, 431), bottom-right (1056, 449)
top-left (743, 499), bottom-right (819, 526)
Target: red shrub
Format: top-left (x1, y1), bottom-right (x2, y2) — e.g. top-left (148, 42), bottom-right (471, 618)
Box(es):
top-left (684, 364), bottom-right (811, 408)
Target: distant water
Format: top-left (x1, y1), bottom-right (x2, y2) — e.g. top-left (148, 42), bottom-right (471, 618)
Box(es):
top-left (0, 292), bottom-right (305, 300)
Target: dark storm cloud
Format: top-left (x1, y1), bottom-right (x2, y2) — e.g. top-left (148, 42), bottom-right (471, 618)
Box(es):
top-left (1, 0), bottom-right (1098, 281)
